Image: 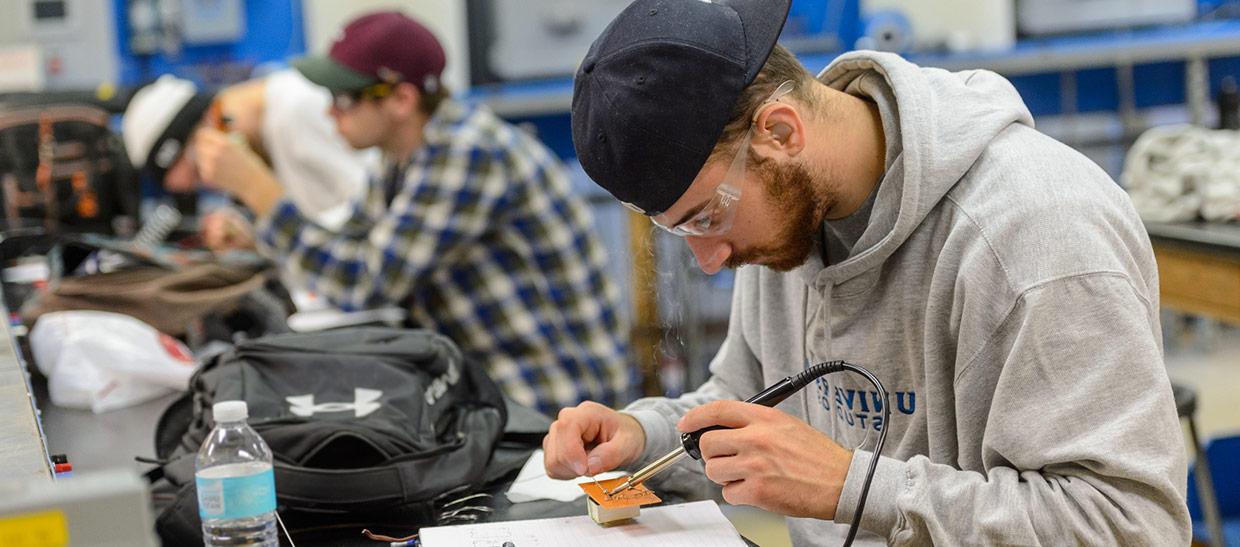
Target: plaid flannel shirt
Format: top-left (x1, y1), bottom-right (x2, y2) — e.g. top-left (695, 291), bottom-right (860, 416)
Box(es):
top-left (257, 99), bottom-right (636, 413)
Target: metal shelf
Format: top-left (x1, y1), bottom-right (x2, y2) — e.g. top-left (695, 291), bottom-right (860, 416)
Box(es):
top-left (468, 78), bottom-right (576, 118)
top-left (906, 19), bottom-right (1240, 75)
top-left (1147, 221), bottom-right (1240, 252)
top-left (467, 19), bottom-right (1240, 118)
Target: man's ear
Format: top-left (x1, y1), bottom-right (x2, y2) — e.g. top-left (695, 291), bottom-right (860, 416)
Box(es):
top-left (770, 122), bottom-right (792, 143)
top-left (753, 104), bottom-right (805, 158)
top-left (390, 82), bottom-right (422, 117)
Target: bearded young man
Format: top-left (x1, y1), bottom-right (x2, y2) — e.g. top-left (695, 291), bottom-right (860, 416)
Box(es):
top-left (542, 0), bottom-right (1190, 544)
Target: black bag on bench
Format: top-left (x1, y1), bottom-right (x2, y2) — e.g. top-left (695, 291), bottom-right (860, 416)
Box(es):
top-left (148, 327), bottom-right (510, 543)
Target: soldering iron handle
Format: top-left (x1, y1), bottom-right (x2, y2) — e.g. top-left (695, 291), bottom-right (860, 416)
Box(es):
top-left (680, 376), bottom-right (800, 460)
top-left (679, 362), bottom-right (853, 461)
top-left (680, 426), bottom-right (725, 460)
top-left (744, 376), bottom-right (800, 406)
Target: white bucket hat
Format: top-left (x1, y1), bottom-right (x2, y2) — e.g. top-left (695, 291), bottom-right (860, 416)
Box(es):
top-left (121, 75), bottom-right (214, 181)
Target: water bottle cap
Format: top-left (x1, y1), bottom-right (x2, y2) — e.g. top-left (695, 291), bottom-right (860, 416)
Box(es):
top-left (213, 401), bottom-right (249, 422)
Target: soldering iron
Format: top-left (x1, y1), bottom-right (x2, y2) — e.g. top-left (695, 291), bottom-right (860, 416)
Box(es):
top-left (603, 360), bottom-right (890, 547)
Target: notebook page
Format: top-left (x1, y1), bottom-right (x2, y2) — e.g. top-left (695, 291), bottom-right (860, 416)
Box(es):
top-left (419, 500), bottom-right (748, 547)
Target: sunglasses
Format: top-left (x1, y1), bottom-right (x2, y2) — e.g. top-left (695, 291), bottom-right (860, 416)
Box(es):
top-left (331, 82), bottom-right (398, 111)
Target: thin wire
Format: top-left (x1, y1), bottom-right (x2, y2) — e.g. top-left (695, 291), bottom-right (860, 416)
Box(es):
top-left (440, 506), bottom-right (493, 519)
top-left (589, 475), bottom-right (608, 498)
top-left (362, 528), bottom-right (417, 542)
top-left (441, 492), bottom-right (491, 507)
top-left (275, 510), bottom-right (297, 547)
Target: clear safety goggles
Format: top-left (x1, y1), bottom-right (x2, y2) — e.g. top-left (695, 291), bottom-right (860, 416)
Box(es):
top-left (648, 80), bottom-right (795, 238)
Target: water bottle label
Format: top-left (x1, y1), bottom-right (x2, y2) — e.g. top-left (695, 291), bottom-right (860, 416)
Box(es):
top-left (196, 468), bottom-right (276, 520)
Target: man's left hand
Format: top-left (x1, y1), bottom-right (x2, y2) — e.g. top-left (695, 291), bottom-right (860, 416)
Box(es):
top-left (678, 400), bottom-right (853, 520)
top-left (192, 127), bottom-right (283, 216)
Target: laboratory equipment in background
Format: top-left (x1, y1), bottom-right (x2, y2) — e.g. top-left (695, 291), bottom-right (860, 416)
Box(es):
top-left (181, 0), bottom-right (246, 44)
top-left (466, 0), bottom-right (854, 86)
top-left (467, 0), bottom-right (631, 85)
top-left (1017, 0), bottom-right (1197, 36)
top-left (0, 0), bottom-right (120, 91)
top-left (128, 0), bottom-right (246, 56)
top-left (855, 10), bottom-right (915, 54)
top-left (1219, 76), bottom-right (1240, 130)
top-left (860, 0), bottom-right (1015, 52)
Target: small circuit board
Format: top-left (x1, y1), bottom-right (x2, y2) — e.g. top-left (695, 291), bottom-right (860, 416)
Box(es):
top-left (578, 476), bottom-right (661, 525)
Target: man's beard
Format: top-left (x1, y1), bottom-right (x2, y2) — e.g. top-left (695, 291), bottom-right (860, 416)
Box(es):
top-left (726, 158), bottom-right (833, 272)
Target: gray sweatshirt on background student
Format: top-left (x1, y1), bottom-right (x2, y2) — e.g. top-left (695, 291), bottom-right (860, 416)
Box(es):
top-left (625, 51), bottom-right (1190, 546)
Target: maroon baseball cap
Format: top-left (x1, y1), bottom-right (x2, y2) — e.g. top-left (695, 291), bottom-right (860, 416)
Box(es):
top-left (294, 11), bottom-right (446, 93)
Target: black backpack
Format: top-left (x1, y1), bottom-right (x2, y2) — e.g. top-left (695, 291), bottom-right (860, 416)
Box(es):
top-left (148, 327), bottom-right (516, 543)
top-left (0, 102), bottom-right (139, 234)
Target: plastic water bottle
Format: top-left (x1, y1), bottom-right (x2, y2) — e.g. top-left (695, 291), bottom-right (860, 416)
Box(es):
top-left (196, 401), bottom-right (279, 546)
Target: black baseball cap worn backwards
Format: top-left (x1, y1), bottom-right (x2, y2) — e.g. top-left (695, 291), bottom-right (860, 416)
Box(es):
top-left (572, 0), bottom-right (792, 216)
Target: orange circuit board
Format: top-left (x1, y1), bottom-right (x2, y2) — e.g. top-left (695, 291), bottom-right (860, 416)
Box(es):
top-left (578, 476), bottom-right (662, 508)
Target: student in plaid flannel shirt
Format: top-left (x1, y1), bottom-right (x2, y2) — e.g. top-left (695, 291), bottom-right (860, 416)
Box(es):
top-left (191, 12), bottom-right (636, 413)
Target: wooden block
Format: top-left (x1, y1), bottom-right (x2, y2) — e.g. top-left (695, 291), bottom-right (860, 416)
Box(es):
top-left (578, 476), bottom-right (661, 525)
top-left (587, 496), bottom-right (639, 524)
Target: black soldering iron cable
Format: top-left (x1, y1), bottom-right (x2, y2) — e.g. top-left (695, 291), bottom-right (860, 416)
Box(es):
top-left (831, 362), bottom-right (890, 547)
top-left (772, 361), bottom-right (889, 547)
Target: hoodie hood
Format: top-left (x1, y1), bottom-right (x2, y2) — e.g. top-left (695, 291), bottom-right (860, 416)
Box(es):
top-left (805, 51), bottom-right (1034, 285)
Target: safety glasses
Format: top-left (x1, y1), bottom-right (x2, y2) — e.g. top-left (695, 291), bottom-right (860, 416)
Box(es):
top-left (650, 80), bottom-right (795, 237)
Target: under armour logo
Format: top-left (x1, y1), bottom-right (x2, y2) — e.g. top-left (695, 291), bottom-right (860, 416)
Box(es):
top-left (286, 388), bottom-right (382, 418)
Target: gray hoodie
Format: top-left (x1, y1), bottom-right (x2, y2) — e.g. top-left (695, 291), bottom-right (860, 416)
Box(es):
top-left (625, 51), bottom-right (1190, 546)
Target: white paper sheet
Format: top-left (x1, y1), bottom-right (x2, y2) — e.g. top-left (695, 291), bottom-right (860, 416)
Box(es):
top-left (504, 449), bottom-right (627, 503)
top-left (419, 500), bottom-right (747, 547)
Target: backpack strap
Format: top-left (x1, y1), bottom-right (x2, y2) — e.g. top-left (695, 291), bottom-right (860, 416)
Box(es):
top-left (155, 452), bottom-right (199, 486)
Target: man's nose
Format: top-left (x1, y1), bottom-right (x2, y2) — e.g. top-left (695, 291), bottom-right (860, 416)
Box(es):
top-left (686, 237), bottom-right (731, 275)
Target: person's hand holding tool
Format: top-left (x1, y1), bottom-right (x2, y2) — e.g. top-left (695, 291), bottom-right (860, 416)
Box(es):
top-left (678, 400), bottom-right (853, 520)
top-left (594, 361), bottom-right (887, 547)
top-left (192, 127), bottom-right (283, 216)
top-left (543, 401), bottom-right (646, 479)
top-left (201, 209), bottom-right (256, 251)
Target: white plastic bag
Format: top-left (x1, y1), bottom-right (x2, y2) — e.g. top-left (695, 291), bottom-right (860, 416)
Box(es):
top-left (30, 310), bottom-right (197, 413)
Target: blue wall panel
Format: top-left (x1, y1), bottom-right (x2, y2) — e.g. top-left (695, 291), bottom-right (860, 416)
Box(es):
top-left (1133, 62), bottom-right (1188, 108)
top-left (1076, 67), bottom-right (1120, 113)
top-left (1210, 56), bottom-right (1240, 87)
top-left (1000, 74), bottom-right (1057, 117)
top-left (509, 114), bottom-right (577, 162)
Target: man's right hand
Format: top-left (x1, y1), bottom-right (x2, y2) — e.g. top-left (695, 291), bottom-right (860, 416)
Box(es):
top-left (201, 209), bottom-right (256, 251)
top-left (543, 401), bottom-right (646, 479)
